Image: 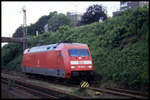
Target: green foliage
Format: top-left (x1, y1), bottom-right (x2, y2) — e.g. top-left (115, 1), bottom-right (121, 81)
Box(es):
top-left (12, 11), bottom-right (57, 37)
top-left (2, 43), bottom-right (23, 71)
top-left (12, 26), bottom-right (23, 37)
top-left (2, 7), bottom-right (149, 89)
top-left (79, 4), bottom-right (107, 25)
top-left (6, 55), bottom-right (23, 71)
top-left (29, 11), bottom-right (58, 35)
top-left (48, 13), bottom-right (73, 32)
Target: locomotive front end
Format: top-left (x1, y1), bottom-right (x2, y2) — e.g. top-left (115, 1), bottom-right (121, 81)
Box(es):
top-left (66, 44), bottom-right (94, 81)
top-left (69, 49), bottom-right (94, 71)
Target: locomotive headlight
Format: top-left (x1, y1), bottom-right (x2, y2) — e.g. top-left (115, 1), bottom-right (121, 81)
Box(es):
top-left (71, 66), bottom-right (75, 69)
top-left (88, 66), bottom-right (92, 68)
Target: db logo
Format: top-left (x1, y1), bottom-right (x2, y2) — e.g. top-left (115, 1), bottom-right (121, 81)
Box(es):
top-left (78, 61), bottom-right (84, 64)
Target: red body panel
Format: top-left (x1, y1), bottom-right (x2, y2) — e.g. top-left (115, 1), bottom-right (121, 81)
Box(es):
top-left (22, 43), bottom-right (94, 79)
top-left (22, 51), bottom-right (63, 69)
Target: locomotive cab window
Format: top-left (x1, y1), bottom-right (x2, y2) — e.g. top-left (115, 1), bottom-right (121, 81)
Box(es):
top-left (68, 49), bottom-right (89, 57)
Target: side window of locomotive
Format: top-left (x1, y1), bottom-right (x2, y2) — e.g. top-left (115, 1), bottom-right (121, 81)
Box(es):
top-left (47, 47), bottom-right (51, 50)
top-left (68, 49), bottom-right (89, 57)
top-left (27, 49), bottom-right (30, 52)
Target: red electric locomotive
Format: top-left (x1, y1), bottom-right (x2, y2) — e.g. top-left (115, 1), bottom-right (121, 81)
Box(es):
top-left (21, 42), bottom-right (94, 80)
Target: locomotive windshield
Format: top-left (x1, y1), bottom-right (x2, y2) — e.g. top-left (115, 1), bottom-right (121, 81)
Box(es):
top-left (68, 49), bottom-right (89, 57)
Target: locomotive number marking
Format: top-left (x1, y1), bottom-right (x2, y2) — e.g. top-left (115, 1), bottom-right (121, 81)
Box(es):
top-left (78, 61), bottom-right (84, 64)
top-left (70, 60), bottom-right (92, 65)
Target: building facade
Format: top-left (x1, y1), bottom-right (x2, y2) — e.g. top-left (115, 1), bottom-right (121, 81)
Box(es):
top-left (120, 1), bottom-right (149, 11)
top-left (139, 1), bottom-right (149, 7)
top-left (120, 1), bottom-right (139, 11)
top-left (113, 1), bottom-right (149, 17)
top-left (66, 12), bottom-right (83, 26)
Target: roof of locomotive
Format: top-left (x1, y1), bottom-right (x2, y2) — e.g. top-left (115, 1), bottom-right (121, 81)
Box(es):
top-left (24, 43), bottom-right (87, 54)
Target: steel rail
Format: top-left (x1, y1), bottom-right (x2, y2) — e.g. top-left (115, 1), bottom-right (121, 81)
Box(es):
top-left (2, 80), bottom-right (39, 98)
top-left (106, 87), bottom-right (149, 97)
top-left (88, 87), bottom-right (148, 99)
top-left (1, 74), bottom-right (87, 99)
top-left (2, 79), bottom-right (57, 99)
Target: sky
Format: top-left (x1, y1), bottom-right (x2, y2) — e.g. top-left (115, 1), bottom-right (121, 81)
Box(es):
top-left (1, 1), bottom-right (120, 47)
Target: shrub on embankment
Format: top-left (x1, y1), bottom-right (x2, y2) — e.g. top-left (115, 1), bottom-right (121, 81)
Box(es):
top-left (2, 6), bottom-right (149, 90)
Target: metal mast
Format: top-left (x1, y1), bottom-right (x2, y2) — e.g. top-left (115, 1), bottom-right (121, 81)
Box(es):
top-left (22, 7), bottom-right (27, 51)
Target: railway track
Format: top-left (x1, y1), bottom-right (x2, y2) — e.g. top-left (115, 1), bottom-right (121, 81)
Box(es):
top-left (89, 87), bottom-right (149, 99)
top-left (2, 79), bottom-right (58, 99)
top-left (31, 75), bottom-right (149, 99)
top-left (1, 71), bottom-right (149, 99)
top-left (29, 74), bottom-right (149, 99)
top-left (106, 87), bottom-right (149, 97)
top-left (1, 73), bottom-right (89, 99)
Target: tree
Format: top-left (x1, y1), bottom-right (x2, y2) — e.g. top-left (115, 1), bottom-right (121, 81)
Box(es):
top-left (48, 13), bottom-right (72, 32)
top-left (12, 11), bottom-right (57, 37)
top-left (27, 11), bottom-right (58, 36)
top-left (12, 26), bottom-right (23, 37)
top-left (79, 4), bottom-right (107, 25)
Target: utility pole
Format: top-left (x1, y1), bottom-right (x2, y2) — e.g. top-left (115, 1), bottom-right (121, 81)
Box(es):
top-left (22, 7), bottom-right (27, 51)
